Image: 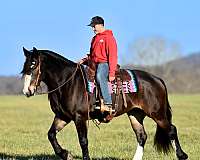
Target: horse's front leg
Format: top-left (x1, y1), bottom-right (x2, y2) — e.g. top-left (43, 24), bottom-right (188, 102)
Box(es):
top-left (74, 114), bottom-right (90, 160)
top-left (48, 116), bottom-right (73, 160)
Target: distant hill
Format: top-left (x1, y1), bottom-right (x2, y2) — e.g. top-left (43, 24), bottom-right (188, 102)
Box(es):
top-left (165, 52), bottom-right (200, 72)
top-left (0, 76), bottom-right (23, 95)
top-left (163, 53), bottom-right (200, 93)
top-left (124, 52), bottom-right (200, 93)
top-left (0, 53), bottom-right (200, 95)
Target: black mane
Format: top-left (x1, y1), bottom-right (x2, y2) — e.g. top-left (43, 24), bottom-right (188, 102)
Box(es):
top-left (21, 49), bottom-right (77, 76)
top-left (39, 50), bottom-right (76, 66)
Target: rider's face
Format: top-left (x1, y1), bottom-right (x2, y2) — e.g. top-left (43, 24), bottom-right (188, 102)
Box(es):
top-left (92, 24), bottom-right (104, 34)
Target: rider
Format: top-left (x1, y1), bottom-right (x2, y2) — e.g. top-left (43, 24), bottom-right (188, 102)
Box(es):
top-left (79, 16), bottom-right (118, 112)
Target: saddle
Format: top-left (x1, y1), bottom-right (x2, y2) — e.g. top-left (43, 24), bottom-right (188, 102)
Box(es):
top-left (85, 59), bottom-right (137, 123)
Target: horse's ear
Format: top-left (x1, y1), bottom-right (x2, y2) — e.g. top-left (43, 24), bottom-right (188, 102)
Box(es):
top-left (23, 47), bottom-right (30, 57)
top-left (33, 47), bottom-right (37, 52)
top-left (32, 47), bottom-right (39, 58)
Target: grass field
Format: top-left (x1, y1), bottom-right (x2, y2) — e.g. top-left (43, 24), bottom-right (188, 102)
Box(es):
top-left (0, 94), bottom-right (199, 160)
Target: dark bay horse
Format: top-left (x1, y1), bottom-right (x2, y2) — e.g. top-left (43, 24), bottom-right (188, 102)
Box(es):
top-left (21, 47), bottom-right (188, 160)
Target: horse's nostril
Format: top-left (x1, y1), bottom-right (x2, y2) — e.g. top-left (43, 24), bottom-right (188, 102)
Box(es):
top-left (28, 85), bottom-right (37, 96)
top-left (26, 93), bottom-right (30, 97)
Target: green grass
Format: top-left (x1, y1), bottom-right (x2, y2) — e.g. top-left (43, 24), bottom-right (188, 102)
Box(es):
top-left (0, 94), bottom-right (199, 159)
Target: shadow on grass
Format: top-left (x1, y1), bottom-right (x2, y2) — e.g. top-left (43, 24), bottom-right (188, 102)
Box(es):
top-left (0, 153), bottom-right (59, 160)
top-left (0, 153), bottom-right (124, 160)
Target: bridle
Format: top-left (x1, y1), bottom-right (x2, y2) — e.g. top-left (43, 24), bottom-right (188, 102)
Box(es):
top-left (34, 57), bottom-right (83, 95)
top-left (27, 56), bottom-right (41, 92)
top-left (34, 56), bottom-right (41, 88)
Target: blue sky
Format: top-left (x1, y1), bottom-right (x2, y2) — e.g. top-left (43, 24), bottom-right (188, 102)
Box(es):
top-left (0, 0), bottom-right (200, 75)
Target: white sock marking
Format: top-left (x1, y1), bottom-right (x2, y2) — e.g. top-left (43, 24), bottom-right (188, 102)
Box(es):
top-left (133, 143), bottom-right (143, 160)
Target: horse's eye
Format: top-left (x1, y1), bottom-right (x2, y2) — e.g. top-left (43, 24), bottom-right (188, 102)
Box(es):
top-left (30, 61), bottom-right (36, 68)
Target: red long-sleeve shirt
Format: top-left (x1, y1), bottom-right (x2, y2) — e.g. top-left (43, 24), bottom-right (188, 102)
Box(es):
top-left (89, 30), bottom-right (118, 77)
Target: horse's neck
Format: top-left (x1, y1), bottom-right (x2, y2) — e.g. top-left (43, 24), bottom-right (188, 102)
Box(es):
top-left (43, 59), bottom-right (76, 90)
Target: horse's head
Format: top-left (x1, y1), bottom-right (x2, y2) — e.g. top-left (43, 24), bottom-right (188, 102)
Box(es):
top-left (21, 47), bottom-right (42, 97)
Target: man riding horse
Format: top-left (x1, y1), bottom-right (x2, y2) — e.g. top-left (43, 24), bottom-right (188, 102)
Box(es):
top-left (79, 16), bottom-right (118, 113)
top-left (21, 16), bottom-right (188, 160)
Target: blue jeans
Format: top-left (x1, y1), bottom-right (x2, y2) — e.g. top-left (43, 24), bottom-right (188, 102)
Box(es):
top-left (96, 63), bottom-right (112, 104)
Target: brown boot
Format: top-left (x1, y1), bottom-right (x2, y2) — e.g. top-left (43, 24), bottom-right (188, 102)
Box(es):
top-left (100, 104), bottom-right (115, 115)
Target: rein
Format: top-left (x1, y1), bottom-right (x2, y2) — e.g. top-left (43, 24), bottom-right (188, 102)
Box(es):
top-left (36, 63), bottom-right (80, 95)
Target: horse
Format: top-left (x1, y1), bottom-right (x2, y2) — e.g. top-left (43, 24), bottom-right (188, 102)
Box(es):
top-left (21, 47), bottom-right (188, 160)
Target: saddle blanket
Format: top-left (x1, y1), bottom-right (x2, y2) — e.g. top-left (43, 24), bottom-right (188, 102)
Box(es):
top-left (87, 70), bottom-right (138, 94)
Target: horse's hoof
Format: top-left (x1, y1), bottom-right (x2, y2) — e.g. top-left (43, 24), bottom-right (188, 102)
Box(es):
top-left (66, 152), bottom-right (73, 160)
top-left (60, 149), bottom-right (73, 160)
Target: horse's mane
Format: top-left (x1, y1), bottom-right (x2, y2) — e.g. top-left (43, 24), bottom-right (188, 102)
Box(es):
top-left (39, 50), bottom-right (76, 65)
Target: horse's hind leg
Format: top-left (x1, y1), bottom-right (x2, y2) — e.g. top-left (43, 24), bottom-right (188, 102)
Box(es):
top-left (128, 108), bottom-right (147, 160)
top-left (169, 124), bottom-right (188, 160)
top-left (48, 116), bottom-right (73, 160)
top-left (154, 118), bottom-right (188, 160)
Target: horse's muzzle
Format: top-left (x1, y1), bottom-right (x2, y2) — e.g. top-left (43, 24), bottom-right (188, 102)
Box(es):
top-left (23, 86), bottom-right (36, 97)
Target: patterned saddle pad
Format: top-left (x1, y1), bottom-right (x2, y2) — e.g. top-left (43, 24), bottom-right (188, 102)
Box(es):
top-left (86, 69), bottom-right (138, 94)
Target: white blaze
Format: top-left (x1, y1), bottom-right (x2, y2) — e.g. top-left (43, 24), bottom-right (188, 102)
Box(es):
top-left (23, 74), bottom-right (32, 95)
top-left (133, 143), bottom-right (143, 160)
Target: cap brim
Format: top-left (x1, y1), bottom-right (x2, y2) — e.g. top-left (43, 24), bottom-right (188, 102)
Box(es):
top-left (87, 23), bottom-right (94, 27)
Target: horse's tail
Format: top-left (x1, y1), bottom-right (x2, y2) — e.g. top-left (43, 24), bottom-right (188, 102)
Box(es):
top-left (159, 78), bottom-right (172, 123)
top-left (154, 78), bottom-right (172, 154)
top-left (154, 124), bottom-right (172, 154)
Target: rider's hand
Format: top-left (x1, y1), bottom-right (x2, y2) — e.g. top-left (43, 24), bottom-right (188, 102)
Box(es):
top-left (78, 56), bottom-right (89, 64)
top-left (109, 76), bottom-right (115, 82)
top-left (78, 59), bottom-right (84, 64)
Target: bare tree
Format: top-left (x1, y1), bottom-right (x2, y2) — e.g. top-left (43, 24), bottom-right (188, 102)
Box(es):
top-left (124, 36), bottom-right (184, 89)
top-left (127, 36), bottom-right (182, 66)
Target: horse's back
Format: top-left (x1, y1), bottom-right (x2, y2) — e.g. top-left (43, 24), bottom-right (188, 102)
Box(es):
top-left (124, 69), bottom-right (168, 117)
top-left (133, 69), bottom-right (165, 91)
